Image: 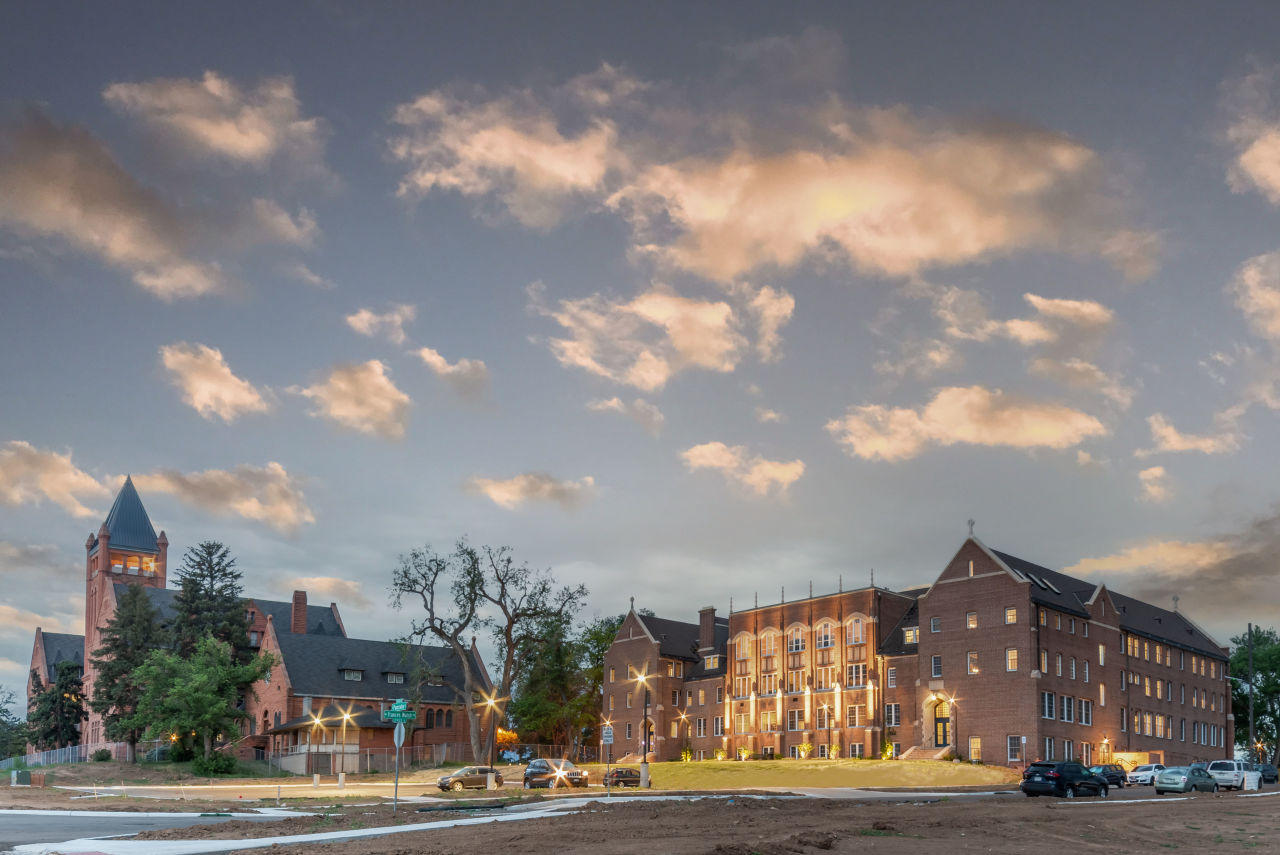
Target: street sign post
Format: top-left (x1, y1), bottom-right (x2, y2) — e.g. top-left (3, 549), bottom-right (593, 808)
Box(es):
top-left (382, 701), bottom-right (416, 814)
top-left (602, 726), bottom-right (614, 797)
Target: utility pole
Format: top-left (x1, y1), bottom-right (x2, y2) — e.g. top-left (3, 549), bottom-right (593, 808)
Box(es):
top-left (1248, 623), bottom-right (1256, 763)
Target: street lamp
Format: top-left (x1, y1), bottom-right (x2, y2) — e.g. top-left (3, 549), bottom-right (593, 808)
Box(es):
top-left (636, 672), bottom-right (651, 788)
top-left (485, 693), bottom-right (500, 790)
top-left (340, 710), bottom-right (352, 775)
top-left (310, 714), bottom-right (323, 776)
top-left (820, 702), bottom-right (832, 759)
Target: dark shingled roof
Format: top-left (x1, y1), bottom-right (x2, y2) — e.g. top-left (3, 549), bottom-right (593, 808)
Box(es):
top-left (269, 702), bottom-right (393, 734)
top-left (274, 632), bottom-right (485, 703)
top-left (116, 585), bottom-right (344, 637)
top-left (878, 598), bottom-right (920, 657)
top-left (686, 618), bottom-right (731, 679)
top-left (989, 548), bottom-right (1225, 660)
top-left (636, 614), bottom-right (728, 661)
top-left (95, 477), bottom-right (159, 554)
top-left (40, 632), bottom-right (84, 680)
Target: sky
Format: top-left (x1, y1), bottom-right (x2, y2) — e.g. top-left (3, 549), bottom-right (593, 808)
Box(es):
top-left (4, 2), bottom-right (1280, 699)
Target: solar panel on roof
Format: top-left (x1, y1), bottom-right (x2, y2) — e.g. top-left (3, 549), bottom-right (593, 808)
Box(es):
top-left (1044, 579), bottom-right (1061, 594)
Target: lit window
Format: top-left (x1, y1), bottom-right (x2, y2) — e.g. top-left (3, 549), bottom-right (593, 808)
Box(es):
top-left (903, 627), bottom-right (919, 644)
top-left (787, 628), bottom-right (805, 652)
top-left (736, 637), bottom-right (750, 659)
top-left (609, 667), bottom-right (615, 683)
top-left (848, 617), bottom-right (864, 644)
top-left (816, 623), bottom-right (834, 649)
top-left (704, 655), bottom-right (719, 670)
top-left (1006, 648), bottom-right (1018, 671)
top-left (966, 612), bottom-right (977, 629)
top-left (967, 652), bottom-right (979, 674)
top-left (1004, 607), bottom-right (1017, 624)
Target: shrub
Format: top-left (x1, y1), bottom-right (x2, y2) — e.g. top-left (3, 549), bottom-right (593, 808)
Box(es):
top-left (170, 742), bottom-right (195, 763)
top-left (680, 747), bottom-right (692, 762)
top-left (714, 748), bottom-right (727, 761)
top-left (796, 742), bottom-right (814, 760)
top-left (91, 748), bottom-right (113, 762)
top-left (192, 752), bottom-right (237, 776)
top-left (736, 746), bottom-right (751, 761)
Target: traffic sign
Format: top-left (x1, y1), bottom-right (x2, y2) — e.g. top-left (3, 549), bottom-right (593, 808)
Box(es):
top-left (384, 708), bottom-right (417, 722)
top-left (393, 722), bottom-right (405, 748)
top-left (601, 726), bottom-right (614, 745)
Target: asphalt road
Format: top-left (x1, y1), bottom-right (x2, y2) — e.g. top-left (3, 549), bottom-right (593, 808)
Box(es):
top-left (0, 812), bottom-right (282, 850)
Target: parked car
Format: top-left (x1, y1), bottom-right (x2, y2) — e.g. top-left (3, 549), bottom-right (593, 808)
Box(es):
top-left (1021, 762), bottom-right (1109, 798)
top-left (1089, 764), bottom-right (1126, 788)
top-left (437, 766), bottom-right (503, 791)
top-left (603, 767), bottom-right (642, 787)
top-left (1257, 763), bottom-right (1279, 784)
top-left (1154, 766), bottom-right (1218, 794)
top-left (523, 758), bottom-right (589, 789)
top-left (1207, 759), bottom-right (1251, 790)
top-left (1127, 763), bottom-right (1166, 785)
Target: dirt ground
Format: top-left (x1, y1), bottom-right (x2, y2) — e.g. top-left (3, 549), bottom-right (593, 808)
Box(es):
top-left (130, 791), bottom-right (1280, 854)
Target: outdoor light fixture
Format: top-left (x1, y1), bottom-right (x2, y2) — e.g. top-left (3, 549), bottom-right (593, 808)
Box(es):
top-left (635, 670), bottom-right (651, 788)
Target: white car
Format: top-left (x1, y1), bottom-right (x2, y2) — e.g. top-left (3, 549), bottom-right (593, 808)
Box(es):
top-left (1127, 763), bottom-right (1165, 785)
top-left (1206, 760), bottom-right (1251, 790)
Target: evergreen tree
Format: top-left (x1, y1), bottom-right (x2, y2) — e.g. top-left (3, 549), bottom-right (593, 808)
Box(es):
top-left (0, 686), bottom-right (28, 759)
top-left (89, 584), bottom-right (164, 760)
top-left (171, 541), bottom-right (250, 658)
top-left (27, 662), bottom-right (87, 750)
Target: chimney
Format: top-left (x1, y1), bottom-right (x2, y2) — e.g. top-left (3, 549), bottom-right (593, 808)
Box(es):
top-left (699, 606), bottom-right (716, 652)
top-left (291, 590), bottom-right (307, 634)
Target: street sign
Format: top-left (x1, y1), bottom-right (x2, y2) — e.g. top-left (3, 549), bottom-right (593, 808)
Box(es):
top-left (393, 722), bottom-right (405, 748)
top-left (601, 726), bottom-right (614, 745)
top-left (391, 698), bottom-right (408, 711)
top-left (385, 709), bottom-right (417, 722)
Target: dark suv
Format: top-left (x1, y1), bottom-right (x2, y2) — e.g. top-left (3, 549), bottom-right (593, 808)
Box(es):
top-left (1258, 763), bottom-right (1279, 784)
top-left (604, 767), bottom-right (642, 787)
top-left (523, 758), bottom-right (589, 789)
top-left (1021, 761), bottom-right (1109, 798)
top-left (1089, 764), bottom-right (1126, 788)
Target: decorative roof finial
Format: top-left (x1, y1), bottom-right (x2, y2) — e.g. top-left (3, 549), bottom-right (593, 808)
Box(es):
top-left (870, 568), bottom-right (875, 588)
top-left (629, 596), bottom-right (634, 612)
top-left (1172, 595), bottom-right (1180, 613)
top-left (968, 518), bottom-right (976, 537)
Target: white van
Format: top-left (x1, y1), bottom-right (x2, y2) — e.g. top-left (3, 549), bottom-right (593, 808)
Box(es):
top-left (1207, 760), bottom-right (1251, 790)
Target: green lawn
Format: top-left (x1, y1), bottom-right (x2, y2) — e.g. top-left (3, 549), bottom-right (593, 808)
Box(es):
top-left (579, 758), bottom-right (1020, 790)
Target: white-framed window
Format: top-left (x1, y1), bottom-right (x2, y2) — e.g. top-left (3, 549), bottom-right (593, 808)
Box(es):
top-left (885, 703), bottom-right (901, 727)
top-left (696, 717), bottom-right (707, 737)
top-left (1007, 736), bottom-right (1023, 762)
top-left (967, 651), bottom-right (979, 674)
top-left (627, 693), bottom-right (633, 709)
top-left (887, 667), bottom-right (897, 688)
top-left (892, 742), bottom-right (902, 758)
top-left (734, 677), bottom-right (751, 698)
top-left (930, 616), bottom-right (941, 633)
top-left (903, 627), bottom-right (919, 644)
top-left (786, 669), bottom-right (804, 693)
top-left (1083, 661), bottom-right (1089, 683)
top-left (760, 673), bottom-right (777, 695)
top-left (736, 713), bottom-right (752, 734)
top-left (1006, 648), bottom-right (1018, 671)
top-left (1056, 614), bottom-right (1062, 630)
top-left (760, 710), bottom-right (778, 732)
top-left (1056, 653), bottom-right (1063, 677)
top-left (1080, 699), bottom-right (1093, 726)
top-left (343, 669), bottom-right (363, 681)
top-left (698, 689), bottom-right (706, 705)
top-left (1064, 739), bottom-right (1073, 761)
top-left (847, 704), bottom-right (863, 727)
top-left (609, 666), bottom-right (615, 683)
top-left (670, 720), bottom-right (679, 739)
top-left (969, 736), bottom-right (982, 762)
top-left (816, 623), bottom-right (835, 649)
top-left (849, 743), bottom-right (865, 758)
top-left (817, 744), bottom-right (830, 759)
top-left (848, 617), bottom-right (864, 644)
top-left (1070, 658), bottom-right (1077, 680)
top-left (787, 709), bottom-right (804, 731)
top-left (1120, 707), bottom-right (1127, 732)
top-left (386, 672), bottom-right (405, 684)
top-left (1179, 718), bottom-right (1185, 742)
top-left (1069, 618), bottom-right (1076, 634)
top-left (625, 722), bottom-right (632, 739)
top-left (1041, 691), bottom-right (1056, 719)
top-left (1098, 643), bottom-right (1105, 667)
top-left (736, 637), bottom-right (750, 659)
top-left (815, 705), bottom-right (833, 729)
top-left (713, 716), bottom-right (724, 735)
top-left (847, 663), bottom-right (867, 687)
top-left (1040, 650), bottom-right (1048, 673)
top-left (932, 655), bottom-right (943, 678)
top-left (1083, 623), bottom-right (1089, 638)
top-left (787, 627), bottom-right (805, 652)
top-left (815, 666), bottom-right (836, 690)
top-left (608, 695), bottom-right (614, 711)
top-left (1061, 696), bottom-right (1074, 723)
top-left (704, 655), bottom-right (719, 670)
top-left (1044, 737), bottom-right (1055, 761)
top-left (716, 686), bottom-right (724, 703)
top-left (966, 611), bottom-right (978, 629)
top-left (1005, 607), bottom-right (1017, 624)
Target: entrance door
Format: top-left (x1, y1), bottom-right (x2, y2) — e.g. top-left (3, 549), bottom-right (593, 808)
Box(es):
top-left (934, 716), bottom-right (950, 747)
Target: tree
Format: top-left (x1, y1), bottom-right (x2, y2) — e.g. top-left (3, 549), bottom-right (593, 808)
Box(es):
top-left (89, 583), bottom-right (164, 760)
top-left (27, 662), bottom-right (87, 750)
top-left (171, 541), bottom-right (250, 659)
top-left (1230, 625), bottom-right (1280, 764)
top-left (0, 686), bottom-right (28, 759)
top-left (124, 635), bottom-right (274, 760)
top-left (391, 540), bottom-right (587, 764)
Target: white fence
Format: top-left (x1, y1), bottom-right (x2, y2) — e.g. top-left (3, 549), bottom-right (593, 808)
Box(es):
top-left (0, 740), bottom-right (155, 770)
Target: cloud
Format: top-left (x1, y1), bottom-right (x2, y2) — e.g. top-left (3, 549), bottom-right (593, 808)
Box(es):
top-left (0, 604), bottom-right (80, 639)
top-left (825, 385), bottom-right (1107, 462)
top-left (346, 304), bottom-right (416, 345)
top-left (1064, 507), bottom-right (1280, 633)
top-left (1230, 251), bottom-right (1280, 343)
top-left (284, 576), bottom-right (371, 610)
top-left (159, 342), bottom-right (269, 423)
top-left (1135, 413), bottom-right (1241, 457)
top-left (586, 397), bottom-right (664, 436)
top-left (284, 261), bottom-right (333, 289)
top-left (465, 472), bottom-right (596, 510)
top-left (390, 73), bottom-right (626, 228)
top-left (610, 111), bottom-right (1156, 282)
top-left (295, 361), bottom-right (411, 439)
top-left (132, 461), bottom-right (314, 535)
top-left (1224, 63), bottom-right (1280, 204)
top-left (103, 71), bottom-right (328, 173)
top-left (1028, 357), bottom-right (1134, 408)
top-left (415, 347), bottom-right (490, 398)
top-left (0, 441), bottom-right (109, 518)
top-left (0, 542), bottom-right (67, 577)
top-left (530, 281), bottom-right (746, 391)
top-left (1022, 293), bottom-right (1115, 329)
top-left (1075, 450), bottom-right (1104, 467)
top-left (755, 407), bottom-right (785, 424)
top-left (874, 339), bottom-right (960, 380)
top-left (0, 109), bottom-right (223, 299)
top-left (1138, 465), bottom-right (1171, 503)
top-left (680, 441), bottom-right (805, 496)
top-left (251, 199), bottom-right (318, 246)
top-left (746, 285), bottom-right (795, 362)
top-left (928, 286), bottom-right (1113, 346)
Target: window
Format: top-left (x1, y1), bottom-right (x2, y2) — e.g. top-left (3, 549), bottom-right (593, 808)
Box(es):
top-left (696, 718), bottom-right (706, 737)
top-left (850, 743), bottom-right (865, 758)
top-left (815, 666), bottom-right (836, 690)
top-left (1060, 695), bottom-right (1074, 723)
top-left (698, 689), bottom-right (706, 705)
top-left (787, 628), bottom-right (805, 652)
top-left (1064, 739), bottom-right (1073, 761)
top-left (1144, 676), bottom-right (1151, 697)
top-left (1099, 683), bottom-right (1106, 707)
top-left (1056, 653), bottom-right (1063, 677)
top-left (787, 709), bottom-right (804, 731)
top-left (1044, 737), bottom-right (1054, 761)
top-left (847, 663), bottom-right (867, 687)
top-left (386, 672), bottom-right (405, 684)
top-left (716, 687), bottom-right (724, 703)
top-left (734, 677), bottom-right (751, 698)
top-left (1006, 648), bottom-right (1019, 671)
top-left (1083, 661), bottom-right (1089, 683)
top-left (846, 705), bottom-right (863, 727)
top-left (848, 618), bottom-right (864, 644)
top-left (736, 713), bottom-right (752, 734)
top-left (816, 623), bottom-right (834, 649)
top-left (968, 559), bottom-right (975, 577)
top-left (760, 632), bottom-right (777, 656)
top-left (1069, 618), bottom-right (1076, 634)
top-left (626, 722), bottom-right (632, 739)
top-left (1143, 641), bottom-right (1150, 661)
top-left (1039, 608), bottom-right (1047, 626)
top-left (736, 637), bottom-right (750, 659)
top-left (1083, 623), bottom-right (1088, 638)
top-left (967, 651), bottom-right (979, 674)
top-left (249, 631), bottom-right (260, 646)
top-left (969, 737), bottom-right (982, 762)
top-left (760, 673), bottom-right (777, 695)
top-left (670, 721), bottom-right (678, 739)
top-left (1008, 736), bottom-right (1023, 763)
top-left (672, 690), bottom-right (679, 707)
top-left (1144, 712), bottom-right (1153, 736)
top-left (608, 695), bottom-right (614, 711)
top-left (1098, 644), bottom-right (1105, 667)
top-left (885, 703), bottom-right (901, 727)
top-left (1070, 658), bottom-right (1076, 680)
top-left (1156, 680), bottom-right (1163, 700)
top-left (887, 667), bottom-right (897, 688)
top-left (1080, 699), bottom-right (1093, 726)
top-left (816, 705), bottom-right (833, 729)
top-left (704, 655), bottom-right (720, 670)
top-left (760, 710), bottom-right (778, 732)
top-left (966, 611), bottom-right (978, 629)
top-left (343, 669), bottom-right (363, 681)
top-left (1120, 707), bottom-right (1127, 732)
top-left (786, 669), bottom-right (804, 693)
top-left (1055, 614), bottom-right (1061, 630)
top-left (609, 667), bottom-right (615, 683)
top-left (1042, 691), bottom-right (1056, 719)
top-left (1005, 607), bottom-right (1017, 624)
top-left (713, 716), bottom-right (724, 736)
top-left (930, 616), bottom-right (941, 633)
top-left (627, 694), bottom-right (633, 709)
top-left (932, 655), bottom-right (943, 678)
top-left (903, 627), bottom-right (919, 644)
top-left (1179, 718), bottom-right (1185, 742)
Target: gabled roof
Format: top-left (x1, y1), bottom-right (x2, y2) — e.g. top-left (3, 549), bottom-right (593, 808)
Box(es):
top-left (1110, 592), bottom-right (1225, 660)
top-left (96, 476), bottom-right (159, 554)
top-left (992, 550), bottom-right (1094, 619)
top-left (273, 632), bottom-right (485, 703)
top-left (268, 702), bottom-right (393, 734)
top-left (116, 585), bottom-right (344, 636)
top-left (40, 632), bottom-right (84, 680)
top-left (635, 613), bottom-right (727, 661)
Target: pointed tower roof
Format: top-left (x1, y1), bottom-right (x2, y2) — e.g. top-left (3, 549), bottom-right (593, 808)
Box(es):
top-left (101, 476), bottom-right (159, 553)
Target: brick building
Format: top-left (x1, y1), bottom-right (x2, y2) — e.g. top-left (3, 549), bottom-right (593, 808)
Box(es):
top-left (602, 535), bottom-right (1233, 768)
top-left (27, 478), bottom-right (492, 762)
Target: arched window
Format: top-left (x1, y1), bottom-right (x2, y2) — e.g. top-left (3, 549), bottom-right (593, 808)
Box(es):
top-left (426, 709), bottom-right (436, 728)
top-left (787, 627), bottom-right (805, 652)
top-left (847, 618), bottom-right (864, 645)
top-left (445, 709), bottom-right (453, 728)
top-left (736, 636), bottom-right (751, 659)
top-left (759, 632), bottom-right (778, 656)
top-left (816, 622), bottom-right (834, 649)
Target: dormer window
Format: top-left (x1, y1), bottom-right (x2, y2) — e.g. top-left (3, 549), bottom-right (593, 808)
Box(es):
top-left (386, 672), bottom-right (405, 684)
top-left (903, 627), bottom-right (919, 644)
top-left (343, 669), bottom-right (363, 681)
top-left (704, 655), bottom-right (719, 670)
